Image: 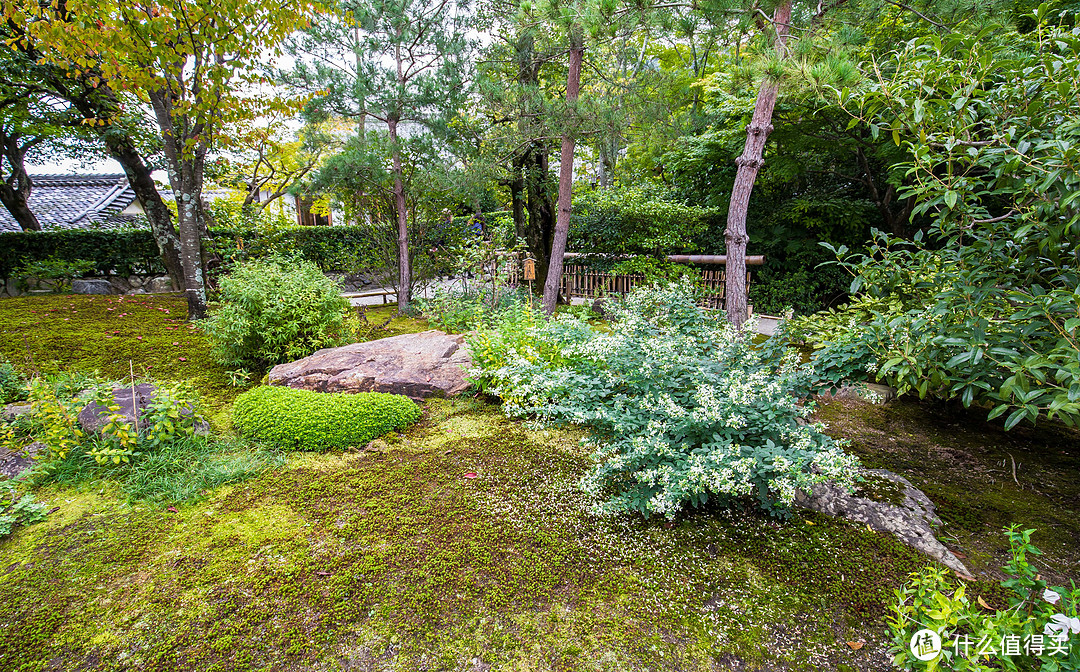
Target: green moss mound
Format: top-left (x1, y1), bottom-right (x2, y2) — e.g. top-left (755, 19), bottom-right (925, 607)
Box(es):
top-left (233, 385), bottom-right (421, 451)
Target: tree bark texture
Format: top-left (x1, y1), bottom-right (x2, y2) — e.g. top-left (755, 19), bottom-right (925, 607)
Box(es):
top-left (724, 0), bottom-right (792, 328)
top-left (0, 131), bottom-right (41, 231)
top-left (149, 89), bottom-right (207, 320)
top-left (389, 117), bottom-right (411, 312)
top-left (103, 132), bottom-right (185, 289)
top-left (541, 31), bottom-right (584, 314)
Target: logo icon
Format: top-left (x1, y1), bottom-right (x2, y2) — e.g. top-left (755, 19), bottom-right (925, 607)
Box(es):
top-left (910, 629), bottom-right (942, 661)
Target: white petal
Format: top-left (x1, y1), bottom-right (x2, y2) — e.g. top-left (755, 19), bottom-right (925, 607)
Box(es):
top-left (1043, 588), bottom-right (1062, 604)
top-left (1071, 617), bottom-right (1080, 635)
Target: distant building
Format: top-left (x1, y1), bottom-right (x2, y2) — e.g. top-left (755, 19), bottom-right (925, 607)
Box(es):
top-left (0, 174), bottom-right (143, 233)
top-left (0, 173), bottom-right (335, 234)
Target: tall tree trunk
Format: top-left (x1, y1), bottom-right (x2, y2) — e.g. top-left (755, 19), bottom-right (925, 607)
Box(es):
top-left (104, 133), bottom-right (185, 289)
top-left (541, 29), bottom-right (584, 314)
top-left (150, 90), bottom-right (207, 320)
top-left (724, 0), bottom-right (792, 328)
top-left (0, 131), bottom-right (40, 231)
top-left (388, 117), bottom-right (411, 312)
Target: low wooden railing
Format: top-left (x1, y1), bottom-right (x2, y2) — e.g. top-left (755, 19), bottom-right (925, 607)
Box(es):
top-left (505, 253), bottom-right (764, 309)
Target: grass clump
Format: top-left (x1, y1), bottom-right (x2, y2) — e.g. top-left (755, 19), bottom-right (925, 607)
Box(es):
top-left (233, 385), bottom-right (421, 451)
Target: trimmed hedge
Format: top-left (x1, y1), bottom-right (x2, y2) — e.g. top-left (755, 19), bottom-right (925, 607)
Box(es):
top-left (0, 229), bottom-right (165, 278)
top-left (232, 385), bottom-right (421, 451)
top-left (0, 216), bottom-right (503, 279)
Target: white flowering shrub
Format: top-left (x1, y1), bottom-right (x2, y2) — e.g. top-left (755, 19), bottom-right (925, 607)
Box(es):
top-left (476, 282), bottom-right (860, 518)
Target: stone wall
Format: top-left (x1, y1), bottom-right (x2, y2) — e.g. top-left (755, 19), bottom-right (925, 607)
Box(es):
top-left (2, 274), bottom-right (177, 298)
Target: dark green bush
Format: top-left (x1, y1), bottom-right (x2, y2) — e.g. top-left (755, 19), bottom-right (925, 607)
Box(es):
top-left (200, 257), bottom-right (353, 372)
top-left (232, 385), bottom-right (421, 451)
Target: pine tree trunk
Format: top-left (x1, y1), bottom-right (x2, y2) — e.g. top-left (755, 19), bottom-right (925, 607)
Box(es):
top-left (389, 117), bottom-right (411, 312)
top-left (724, 0), bottom-right (792, 328)
top-left (541, 30), bottom-right (584, 314)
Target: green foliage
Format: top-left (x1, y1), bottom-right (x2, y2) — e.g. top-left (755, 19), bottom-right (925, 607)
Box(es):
top-left (471, 282), bottom-right (860, 518)
top-left (232, 385), bottom-right (421, 451)
top-left (0, 225), bottom-right (433, 282)
top-left (88, 382), bottom-right (206, 465)
top-left (569, 185), bottom-right (720, 255)
top-left (0, 482), bottom-right (48, 539)
top-left (14, 256), bottom-right (96, 292)
top-left (200, 257), bottom-right (353, 372)
top-left (0, 356), bottom-right (27, 404)
top-left (33, 433), bottom-right (284, 505)
top-left (3, 376), bottom-right (207, 467)
top-left (0, 229), bottom-right (167, 279)
top-left (820, 14), bottom-right (1080, 428)
top-left (888, 526), bottom-right (1080, 670)
top-left (418, 286), bottom-right (533, 334)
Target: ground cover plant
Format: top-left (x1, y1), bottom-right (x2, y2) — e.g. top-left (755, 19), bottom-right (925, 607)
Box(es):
top-left (0, 294), bottom-right (1077, 671)
top-left (233, 385), bottom-right (422, 451)
top-left (470, 283), bottom-right (860, 518)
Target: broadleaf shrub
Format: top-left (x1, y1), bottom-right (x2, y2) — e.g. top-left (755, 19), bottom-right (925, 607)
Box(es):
top-left (232, 385), bottom-right (421, 451)
top-left (888, 526), bottom-right (1080, 670)
top-left (200, 257), bottom-right (353, 372)
top-left (472, 282), bottom-right (859, 518)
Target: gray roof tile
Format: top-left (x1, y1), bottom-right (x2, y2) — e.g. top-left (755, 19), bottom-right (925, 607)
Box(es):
top-left (0, 174), bottom-right (145, 233)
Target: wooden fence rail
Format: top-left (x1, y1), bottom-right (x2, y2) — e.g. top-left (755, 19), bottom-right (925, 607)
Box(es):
top-left (502, 253), bottom-right (764, 310)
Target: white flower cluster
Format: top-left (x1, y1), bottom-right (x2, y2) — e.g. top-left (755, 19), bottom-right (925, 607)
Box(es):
top-left (475, 282), bottom-right (860, 518)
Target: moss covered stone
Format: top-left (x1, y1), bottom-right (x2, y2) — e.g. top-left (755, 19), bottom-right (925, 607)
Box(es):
top-left (232, 385), bottom-right (421, 451)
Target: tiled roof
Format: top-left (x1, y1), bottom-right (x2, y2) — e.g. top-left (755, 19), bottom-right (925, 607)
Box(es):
top-left (0, 174), bottom-right (144, 233)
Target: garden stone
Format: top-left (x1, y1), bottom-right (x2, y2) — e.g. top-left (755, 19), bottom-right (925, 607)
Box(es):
top-left (78, 384), bottom-right (209, 435)
top-left (146, 276), bottom-right (175, 293)
top-left (269, 330), bottom-right (473, 400)
top-left (0, 441), bottom-right (43, 479)
top-left (794, 468), bottom-right (971, 577)
top-left (2, 404), bottom-right (31, 420)
top-left (71, 279), bottom-right (116, 295)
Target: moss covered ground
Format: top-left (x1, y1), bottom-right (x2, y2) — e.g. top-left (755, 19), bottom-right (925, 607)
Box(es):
top-left (1, 294), bottom-right (1077, 671)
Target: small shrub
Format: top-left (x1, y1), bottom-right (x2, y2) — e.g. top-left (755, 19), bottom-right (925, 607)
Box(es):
top-left (0, 357), bottom-right (27, 404)
top-left (232, 385), bottom-right (421, 451)
top-left (200, 257), bottom-right (354, 372)
top-left (3, 376), bottom-right (207, 466)
top-left (474, 282), bottom-right (859, 518)
top-left (888, 526), bottom-right (1080, 670)
top-left (0, 482), bottom-right (48, 539)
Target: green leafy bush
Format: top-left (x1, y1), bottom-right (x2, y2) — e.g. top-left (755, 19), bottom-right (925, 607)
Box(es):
top-left (0, 357), bottom-right (27, 404)
top-left (0, 229), bottom-right (166, 279)
top-left (888, 526), bottom-right (1079, 670)
top-left (2, 377), bottom-right (207, 465)
top-left (472, 282), bottom-right (859, 518)
top-left (232, 385), bottom-right (421, 451)
top-left (0, 482), bottom-right (48, 539)
top-left (200, 257), bottom-right (353, 372)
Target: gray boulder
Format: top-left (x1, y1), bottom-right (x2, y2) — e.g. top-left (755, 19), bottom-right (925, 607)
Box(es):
top-left (269, 330), bottom-right (473, 400)
top-left (0, 441), bottom-right (43, 479)
top-left (795, 468), bottom-right (971, 577)
top-left (146, 276), bottom-right (176, 293)
top-left (78, 384), bottom-right (208, 435)
top-left (2, 404), bottom-right (31, 420)
top-left (71, 279), bottom-right (116, 295)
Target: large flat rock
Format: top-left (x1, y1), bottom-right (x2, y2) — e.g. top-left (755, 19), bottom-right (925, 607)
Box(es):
top-left (268, 330), bottom-right (473, 400)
